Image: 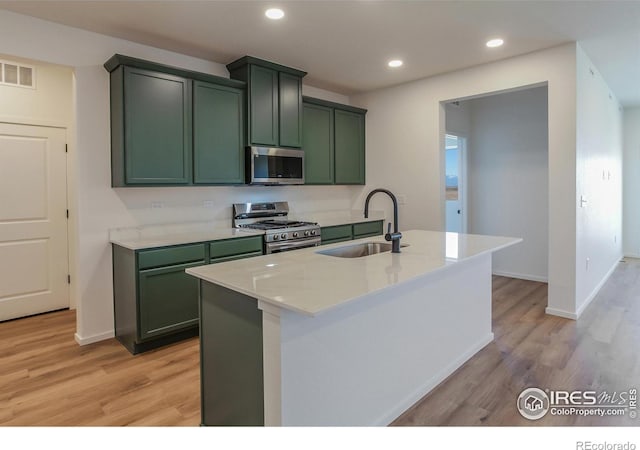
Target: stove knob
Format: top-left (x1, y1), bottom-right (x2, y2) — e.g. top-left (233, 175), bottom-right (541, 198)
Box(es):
top-left (310, 230), bottom-right (317, 236)
top-left (273, 234), bottom-right (279, 240)
top-left (304, 231), bottom-right (309, 237)
top-left (281, 233), bottom-right (287, 239)
top-left (293, 232), bottom-right (299, 238)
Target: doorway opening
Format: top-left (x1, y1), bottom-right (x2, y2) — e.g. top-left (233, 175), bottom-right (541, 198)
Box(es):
top-left (443, 85), bottom-right (549, 283)
top-left (445, 133), bottom-right (466, 233)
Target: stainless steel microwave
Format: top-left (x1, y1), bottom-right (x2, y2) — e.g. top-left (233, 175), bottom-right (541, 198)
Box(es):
top-left (246, 146), bottom-right (305, 185)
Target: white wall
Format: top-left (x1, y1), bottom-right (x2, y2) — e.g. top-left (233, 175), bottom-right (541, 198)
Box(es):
top-left (465, 87), bottom-right (549, 282)
top-left (0, 54), bottom-right (73, 127)
top-left (623, 107), bottom-right (640, 257)
top-left (574, 45), bottom-right (623, 316)
top-left (445, 102), bottom-right (471, 137)
top-left (352, 44), bottom-right (578, 317)
top-left (0, 10), bottom-right (356, 343)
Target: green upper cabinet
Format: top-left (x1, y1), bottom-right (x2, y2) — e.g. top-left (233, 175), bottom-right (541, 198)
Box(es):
top-left (302, 102), bottom-right (334, 184)
top-left (248, 65), bottom-right (278, 146)
top-left (193, 81), bottom-right (245, 184)
top-left (227, 56), bottom-right (306, 149)
top-left (335, 109), bottom-right (365, 184)
top-left (120, 67), bottom-right (192, 185)
top-left (278, 72), bottom-right (303, 148)
top-left (302, 96), bottom-right (367, 185)
top-left (105, 54), bottom-right (246, 187)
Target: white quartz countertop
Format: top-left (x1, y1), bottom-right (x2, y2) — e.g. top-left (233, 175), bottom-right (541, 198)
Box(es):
top-left (110, 228), bottom-right (264, 250)
top-left (186, 230), bottom-right (522, 316)
top-left (109, 211), bottom-right (386, 250)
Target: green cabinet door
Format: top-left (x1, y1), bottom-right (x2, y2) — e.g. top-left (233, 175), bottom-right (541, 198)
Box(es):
top-left (279, 72), bottom-right (303, 148)
top-left (138, 260), bottom-right (204, 340)
top-left (193, 81), bottom-right (245, 184)
top-left (334, 109), bottom-right (365, 185)
top-left (123, 67), bottom-right (192, 185)
top-left (249, 65), bottom-right (279, 146)
top-left (303, 102), bottom-right (334, 184)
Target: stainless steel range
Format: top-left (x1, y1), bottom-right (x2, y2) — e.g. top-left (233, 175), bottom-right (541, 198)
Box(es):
top-left (233, 202), bottom-right (321, 254)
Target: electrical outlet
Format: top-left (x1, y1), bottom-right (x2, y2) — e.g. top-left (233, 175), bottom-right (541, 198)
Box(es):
top-left (150, 201), bottom-right (164, 209)
top-left (614, 235), bottom-right (617, 244)
top-left (203, 200), bottom-right (215, 208)
top-left (397, 194), bottom-right (407, 205)
top-left (586, 257), bottom-right (590, 271)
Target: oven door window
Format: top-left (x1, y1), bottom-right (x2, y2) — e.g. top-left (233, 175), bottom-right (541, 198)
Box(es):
top-left (253, 154), bottom-right (303, 180)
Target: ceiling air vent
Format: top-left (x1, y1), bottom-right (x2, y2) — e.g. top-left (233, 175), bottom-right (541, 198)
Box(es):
top-left (0, 60), bottom-right (35, 88)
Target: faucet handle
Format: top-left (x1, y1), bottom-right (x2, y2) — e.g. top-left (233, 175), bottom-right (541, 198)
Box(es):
top-left (387, 222), bottom-right (391, 234)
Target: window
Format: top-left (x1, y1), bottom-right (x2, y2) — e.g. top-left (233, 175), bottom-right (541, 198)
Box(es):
top-left (0, 60), bottom-right (35, 88)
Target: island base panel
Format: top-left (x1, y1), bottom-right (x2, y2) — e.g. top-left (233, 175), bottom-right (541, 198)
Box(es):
top-left (200, 282), bottom-right (264, 426)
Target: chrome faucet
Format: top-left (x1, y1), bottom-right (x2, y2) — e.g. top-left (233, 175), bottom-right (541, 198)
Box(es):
top-left (364, 188), bottom-right (402, 253)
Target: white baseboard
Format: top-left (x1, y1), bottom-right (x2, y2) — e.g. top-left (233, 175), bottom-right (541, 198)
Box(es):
top-left (545, 307), bottom-right (577, 320)
top-left (623, 254), bottom-right (640, 259)
top-left (492, 270), bottom-right (548, 283)
top-left (74, 330), bottom-right (114, 346)
top-left (376, 332), bottom-right (495, 426)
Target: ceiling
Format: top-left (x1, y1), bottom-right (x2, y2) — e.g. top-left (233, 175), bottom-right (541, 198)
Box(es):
top-left (1, 1), bottom-right (639, 105)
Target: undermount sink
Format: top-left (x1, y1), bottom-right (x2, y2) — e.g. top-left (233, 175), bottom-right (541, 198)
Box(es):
top-left (316, 242), bottom-right (408, 258)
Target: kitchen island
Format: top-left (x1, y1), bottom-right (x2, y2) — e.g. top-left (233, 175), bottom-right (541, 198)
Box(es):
top-left (186, 229), bottom-right (521, 426)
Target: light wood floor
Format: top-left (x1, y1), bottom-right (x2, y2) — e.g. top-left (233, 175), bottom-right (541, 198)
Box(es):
top-left (1, 259), bottom-right (638, 426)
top-left (394, 259), bottom-right (640, 426)
top-left (0, 312), bottom-right (200, 425)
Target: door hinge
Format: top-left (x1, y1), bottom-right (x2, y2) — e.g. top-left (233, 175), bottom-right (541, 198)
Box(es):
top-left (67, 275), bottom-right (71, 284)
top-left (65, 144), bottom-right (68, 153)
top-left (66, 209), bottom-right (69, 218)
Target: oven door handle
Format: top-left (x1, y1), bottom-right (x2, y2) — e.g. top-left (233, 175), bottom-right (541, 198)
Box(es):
top-left (266, 236), bottom-right (322, 253)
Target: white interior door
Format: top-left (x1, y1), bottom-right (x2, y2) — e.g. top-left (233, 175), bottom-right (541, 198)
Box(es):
top-left (445, 134), bottom-right (465, 233)
top-left (0, 123), bottom-right (69, 321)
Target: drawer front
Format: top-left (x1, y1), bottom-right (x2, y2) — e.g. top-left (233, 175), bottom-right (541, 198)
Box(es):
top-left (321, 225), bottom-right (352, 243)
top-left (210, 236), bottom-right (263, 259)
top-left (210, 250), bottom-right (263, 265)
top-left (353, 221), bottom-right (383, 238)
top-left (138, 243), bottom-right (205, 270)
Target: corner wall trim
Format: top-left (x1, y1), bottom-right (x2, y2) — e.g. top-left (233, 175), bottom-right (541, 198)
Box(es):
top-left (74, 330), bottom-right (115, 346)
top-left (574, 258), bottom-right (620, 318)
top-left (545, 257), bottom-right (621, 321)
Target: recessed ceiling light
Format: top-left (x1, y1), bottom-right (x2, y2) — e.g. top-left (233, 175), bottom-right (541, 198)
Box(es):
top-left (265, 8), bottom-right (285, 20)
top-left (388, 59), bottom-right (403, 68)
top-left (486, 38), bottom-right (504, 48)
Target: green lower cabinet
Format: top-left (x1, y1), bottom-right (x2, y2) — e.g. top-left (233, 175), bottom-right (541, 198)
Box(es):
top-left (138, 260), bottom-right (203, 340)
top-left (320, 221), bottom-right (384, 246)
top-left (112, 236), bottom-right (264, 355)
top-left (320, 224), bottom-right (352, 244)
top-left (352, 221), bottom-right (384, 239)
